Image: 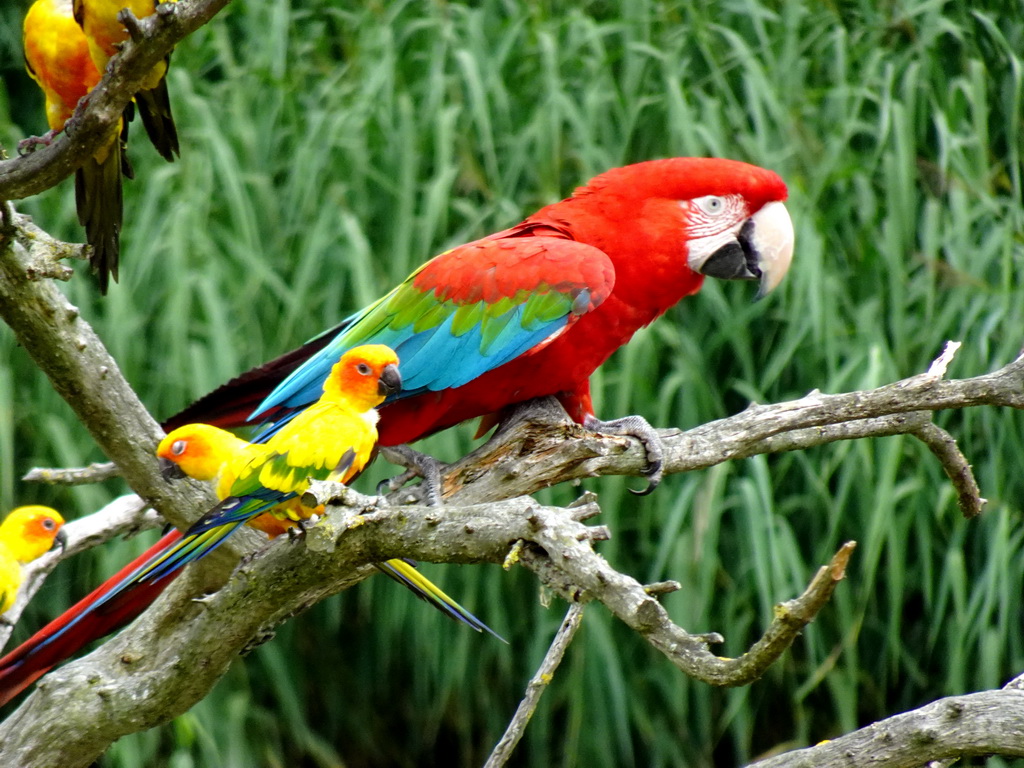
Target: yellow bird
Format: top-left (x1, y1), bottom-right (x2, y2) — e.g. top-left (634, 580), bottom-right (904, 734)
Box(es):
top-left (23, 0), bottom-right (131, 294)
top-left (154, 347), bottom-right (501, 638)
top-left (74, 0), bottom-right (180, 161)
top-left (0, 506), bottom-right (67, 615)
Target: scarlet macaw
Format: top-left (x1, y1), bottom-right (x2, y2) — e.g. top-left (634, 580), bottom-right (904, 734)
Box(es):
top-left (22, 0), bottom-right (131, 294)
top-left (170, 157), bottom-right (794, 491)
top-left (0, 506), bottom-right (66, 615)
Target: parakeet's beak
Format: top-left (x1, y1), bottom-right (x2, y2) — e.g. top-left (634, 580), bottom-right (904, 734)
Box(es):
top-left (378, 364), bottom-right (402, 398)
top-left (51, 527), bottom-right (68, 553)
top-left (159, 457), bottom-right (187, 481)
top-left (690, 201), bottom-right (795, 298)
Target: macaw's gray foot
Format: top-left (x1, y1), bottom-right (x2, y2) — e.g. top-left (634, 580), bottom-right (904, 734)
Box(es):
top-left (583, 413), bottom-right (665, 495)
top-left (377, 444), bottom-right (446, 506)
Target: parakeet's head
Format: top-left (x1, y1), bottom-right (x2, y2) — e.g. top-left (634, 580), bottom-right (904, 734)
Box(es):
top-left (157, 424), bottom-right (246, 482)
top-left (0, 506), bottom-right (66, 561)
top-left (569, 157), bottom-right (795, 297)
top-left (323, 345), bottom-right (402, 411)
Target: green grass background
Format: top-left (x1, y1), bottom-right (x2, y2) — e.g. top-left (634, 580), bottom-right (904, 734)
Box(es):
top-left (1, 0), bottom-right (1023, 765)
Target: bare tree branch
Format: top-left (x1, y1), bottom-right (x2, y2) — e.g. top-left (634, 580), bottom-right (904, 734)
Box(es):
top-left (909, 422), bottom-right (986, 518)
top-left (426, 348), bottom-right (1023, 507)
top-left (0, 489), bottom-right (854, 767)
top-left (0, 0), bottom-right (230, 202)
top-left (22, 461), bottom-right (119, 485)
top-left (749, 689), bottom-right (1024, 767)
top-left (484, 603), bottom-right (586, 768)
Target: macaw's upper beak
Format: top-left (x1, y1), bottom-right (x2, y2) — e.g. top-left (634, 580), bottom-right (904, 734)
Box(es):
top-left (51, 527), bottom-right (68, 553)
top-left (378, 363), bottom-right (402, 399)
top-left (692, 201), bottom-right (795, 298)
top-left (160, 457), bottom-right (187, 481)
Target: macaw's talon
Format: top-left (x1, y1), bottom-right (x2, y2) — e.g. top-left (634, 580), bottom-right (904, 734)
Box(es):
top-left (379, 445), bottom-right (446, 506)
top-left (17, 129), bottom-right (60, 155)
top-left (583, 413), bottom-right (665, 495)
top-left (376, 468), bottom-right (418, 497)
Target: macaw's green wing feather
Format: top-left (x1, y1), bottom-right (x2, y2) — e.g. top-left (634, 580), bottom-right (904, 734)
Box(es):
top-left (253, 236), bottom-right (614, 419)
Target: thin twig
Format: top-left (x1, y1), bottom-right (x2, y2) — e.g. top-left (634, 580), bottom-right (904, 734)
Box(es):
top-left (484, 603), bottom-right (586, 768)
top-left (910, 422), bottom-right (985, 518)
top-left (23, 462), bottom-right (119, 485)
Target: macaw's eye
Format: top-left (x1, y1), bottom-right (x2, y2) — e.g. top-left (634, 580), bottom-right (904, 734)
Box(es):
top-left (171, 440), bottom-right (187, 456)
top-left (357, 363), bottom-right (372, 376)
top-left (693, 195), bottom-right (725, 215)
top-left (42, 517), bottom-right (56, 531)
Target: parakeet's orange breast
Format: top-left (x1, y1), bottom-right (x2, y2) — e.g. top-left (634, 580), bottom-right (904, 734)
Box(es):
top-left (24, 0), bottom-right (101, 129)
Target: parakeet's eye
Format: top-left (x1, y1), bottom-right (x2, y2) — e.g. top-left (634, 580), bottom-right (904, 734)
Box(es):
top-left (694, 195), bottom-right (724, 215)
top-left (357, 363), bottom-right (372, 376)
top-left (171, 440), bottom-right (187, 456)
top-left (42, 517), bottom-right (56, 531)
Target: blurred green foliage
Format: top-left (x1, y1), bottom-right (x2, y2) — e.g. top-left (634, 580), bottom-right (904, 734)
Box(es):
top-left (1, 0), bottom-right (1023, 765)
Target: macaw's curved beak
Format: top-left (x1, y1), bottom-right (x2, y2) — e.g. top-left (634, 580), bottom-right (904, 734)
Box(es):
top-left (378, 363), bottom-right (402, 399)
top-left (692, 201), bottom-right (795, 298)
top-left (160, 457), bottom-right (187, 481)
top-left (51, 527), bottom-right (68, 553)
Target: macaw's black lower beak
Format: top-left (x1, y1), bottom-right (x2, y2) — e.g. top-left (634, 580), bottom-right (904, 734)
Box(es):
top-left (51, 527), bottom-right (68, 553)
top-left (698, 219), bottom-right (763, 283)
top-left (692, 201), bottom-right (795, 299)
top-left (378, 363), bottom-right (402, 399)
top-left (160, 457), bottom-right (187, 481)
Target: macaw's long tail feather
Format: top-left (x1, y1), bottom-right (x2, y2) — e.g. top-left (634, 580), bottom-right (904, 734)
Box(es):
top-left (161, 318), bottom-right (350, 431)
top-left (74, 139), bottom-right (124, 295)
top-left (134, 74), bottom-right (179, 162)
top-left (375, 559), bottom-right (506, 643)
top-left (0, 530), bottom-right (184, 707)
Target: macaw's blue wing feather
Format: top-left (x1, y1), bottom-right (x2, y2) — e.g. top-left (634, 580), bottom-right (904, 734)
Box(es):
top-left (250, 236), bottom-right (615, 431)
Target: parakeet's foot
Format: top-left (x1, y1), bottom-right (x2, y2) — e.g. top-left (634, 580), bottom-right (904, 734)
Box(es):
top-left (583, 413), bottom-right (665, 495)
top-left (378, 445), bottom-right (446, 506)
top-left (285, 517), bottom-right (316, 541)
top-left (17, 129), bottom-right (60, 155)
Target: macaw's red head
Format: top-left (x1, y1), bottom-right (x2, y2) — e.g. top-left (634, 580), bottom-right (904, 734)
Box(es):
top-left (0, 506), bottom-right (66, 562)
top-left (323, 344), bottom-right (402, 412)
top-left (157, 423), bottom-right (246, 483)
top-left (561, 157), bottom-right (795, 298)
